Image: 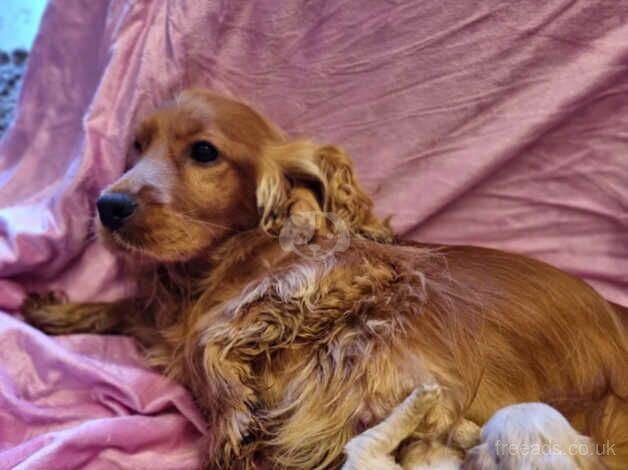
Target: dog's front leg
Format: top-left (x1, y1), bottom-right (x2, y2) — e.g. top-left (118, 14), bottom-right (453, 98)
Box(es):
top-left (199, 313), bottom-right (297, 468)
top-left (200, 340), bottom-right (260, 469)
top-left (21, 291), bottom-right (139, 335)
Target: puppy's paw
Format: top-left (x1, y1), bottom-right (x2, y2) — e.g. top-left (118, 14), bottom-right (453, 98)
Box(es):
top-left (410, 383), bottom-right (443, 409)
top-left (450, 418), bottom-right (481, 450)
top-left (410, 383), bottom-right (462, 440)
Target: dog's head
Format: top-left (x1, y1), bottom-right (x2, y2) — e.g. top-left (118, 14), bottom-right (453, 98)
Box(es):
top-left (97, 89), bottom-right (392, 261)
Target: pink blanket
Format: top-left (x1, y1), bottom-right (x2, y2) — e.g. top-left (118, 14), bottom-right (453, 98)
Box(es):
top-left (2, 1), bottom-right (627, 468)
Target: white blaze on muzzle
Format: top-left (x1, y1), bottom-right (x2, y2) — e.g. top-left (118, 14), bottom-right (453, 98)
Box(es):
top-left (107, 155), bottom-right (177, 205)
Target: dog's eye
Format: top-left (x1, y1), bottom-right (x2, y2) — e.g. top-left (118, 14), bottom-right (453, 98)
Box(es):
top-left (133, 140), bottom-right (142, 153)
top-left (190, 141), bottom-right (219, 163)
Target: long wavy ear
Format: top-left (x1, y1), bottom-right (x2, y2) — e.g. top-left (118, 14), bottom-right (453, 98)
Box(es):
top-left (256, 140), bottom-right (393, 242)
top-left (315, 144), bottom-right (393, 242)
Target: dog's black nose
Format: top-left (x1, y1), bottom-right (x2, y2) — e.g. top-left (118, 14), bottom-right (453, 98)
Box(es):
top-left (97, 192), bottom-right (137, 231)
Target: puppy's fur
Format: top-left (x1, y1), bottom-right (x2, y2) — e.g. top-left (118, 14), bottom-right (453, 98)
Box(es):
top-left (22, 90), bottom-right (628, 469)
top-left (343, 384), bottom-right (479, 470)
top-left (465, 402), bottom-right (605, 469)
top-left (343, 386), bottom-right (605, 469)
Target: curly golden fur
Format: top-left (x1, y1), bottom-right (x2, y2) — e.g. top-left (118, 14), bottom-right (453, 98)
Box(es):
top-left (22, 89), bottom-right (628, 469)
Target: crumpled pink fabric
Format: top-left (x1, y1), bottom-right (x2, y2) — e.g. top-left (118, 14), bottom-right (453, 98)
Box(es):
top-left (1, 0), bottom-right (627, 468)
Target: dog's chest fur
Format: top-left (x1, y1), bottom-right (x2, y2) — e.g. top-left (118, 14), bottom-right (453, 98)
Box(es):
top-left (143, 240), bottom-right (446, 464)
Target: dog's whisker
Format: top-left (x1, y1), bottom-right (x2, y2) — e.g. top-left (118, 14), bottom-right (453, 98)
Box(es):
top-left (177, 211), bottom-right (254, 234)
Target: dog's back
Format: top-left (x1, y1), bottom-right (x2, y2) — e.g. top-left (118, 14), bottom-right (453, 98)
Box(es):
top-left (403, 243), bottom-right (628, 469)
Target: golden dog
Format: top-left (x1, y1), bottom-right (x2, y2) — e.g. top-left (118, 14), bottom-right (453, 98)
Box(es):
top-left (23, 90), bottom-right (628, 469)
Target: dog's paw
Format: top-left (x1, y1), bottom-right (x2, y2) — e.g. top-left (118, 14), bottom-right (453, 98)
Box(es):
top-left (22, 290), bottom-right (67, 310)
top-left (21, 290), bottom-right (76, 335)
